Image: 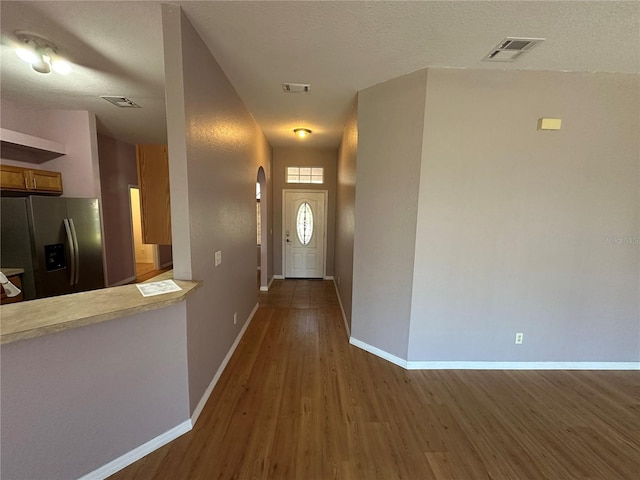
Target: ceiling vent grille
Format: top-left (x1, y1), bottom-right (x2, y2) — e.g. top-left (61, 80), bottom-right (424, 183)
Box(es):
top-left (282, 83), bottom-right (311, 93)
top-left (100, 96), bottom-right (141, 108)
top-left (483, 37), bottom-right (544, 62)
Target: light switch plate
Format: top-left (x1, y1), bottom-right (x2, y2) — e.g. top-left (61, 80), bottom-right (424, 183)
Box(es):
top-left (215, 251), bottom-right (222, 266)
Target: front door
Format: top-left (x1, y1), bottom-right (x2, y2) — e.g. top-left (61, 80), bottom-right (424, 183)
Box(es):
top-left (284, 190), bottom-right (326, 278)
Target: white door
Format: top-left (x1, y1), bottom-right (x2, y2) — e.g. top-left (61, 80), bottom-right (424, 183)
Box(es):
top-left (284, 190), bottom-right (326, 278)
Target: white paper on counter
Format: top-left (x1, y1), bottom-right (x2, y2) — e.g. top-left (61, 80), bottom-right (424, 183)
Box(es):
top-left (136, 279), bottom-right (183, 297)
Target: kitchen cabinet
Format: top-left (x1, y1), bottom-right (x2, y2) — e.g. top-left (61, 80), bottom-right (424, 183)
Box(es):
top-left (136, 144), bottom-right (172, 245)
top-left (0, 274), bottom-right (23, 305)
top-left (0, 165), bottom-right (63, 195)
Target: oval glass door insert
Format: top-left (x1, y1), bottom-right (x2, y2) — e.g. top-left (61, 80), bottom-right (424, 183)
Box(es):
top-left (296, 202), bottom-right (314, 245)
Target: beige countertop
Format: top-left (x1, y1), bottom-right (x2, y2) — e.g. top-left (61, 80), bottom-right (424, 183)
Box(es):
top-left (1, 268), bottom-right (25, 276)
top-left (0, 273), bottom-right (201, 345)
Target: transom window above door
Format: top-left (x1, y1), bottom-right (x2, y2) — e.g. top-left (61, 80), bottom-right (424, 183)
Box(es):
top-left (286, 167), bottom-right (324, 184)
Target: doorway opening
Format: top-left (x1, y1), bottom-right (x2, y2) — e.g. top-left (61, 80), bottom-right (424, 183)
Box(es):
top-left (129, 186), bottom-right (160, 282)
top-left (257, 167), bottom-right (268, 291)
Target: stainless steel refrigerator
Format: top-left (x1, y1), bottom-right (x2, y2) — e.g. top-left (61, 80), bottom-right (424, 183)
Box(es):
top-left (1, 196), bottom-right (105, 300)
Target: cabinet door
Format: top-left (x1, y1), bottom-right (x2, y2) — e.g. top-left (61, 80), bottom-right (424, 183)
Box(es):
top-left (0, 165), bottom-right (28, 191)
top-left (29, 169), bottom-right (63, 194)
top-left (136, 144), bottom-right (172, 245)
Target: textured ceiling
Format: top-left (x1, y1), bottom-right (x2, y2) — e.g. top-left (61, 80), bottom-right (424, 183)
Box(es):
top-left (1, 1), bottom-right (638, 147)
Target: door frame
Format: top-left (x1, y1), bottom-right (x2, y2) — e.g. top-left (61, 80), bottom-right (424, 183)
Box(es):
top-left (128, 185), bottom-right (159, 278)
top-left (282, 189), bottom-right (328, 279)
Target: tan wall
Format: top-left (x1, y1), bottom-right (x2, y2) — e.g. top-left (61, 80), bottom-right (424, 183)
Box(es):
top-left (334, 99), bottom-right (358, 331)
top-left (162, 5), bottom-right (273, 414)
top-left (409, 69), bottom-right (640, 362)
top-left (272, 146), bottom-right (338, 277)
top-left (351, 69), bottom-right (428, 359)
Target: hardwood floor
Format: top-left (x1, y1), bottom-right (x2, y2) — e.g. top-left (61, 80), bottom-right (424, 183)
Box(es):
top-left (134, 263), bottom-right (172, 283)
top-left (110, 280), bottom-right (640, 480)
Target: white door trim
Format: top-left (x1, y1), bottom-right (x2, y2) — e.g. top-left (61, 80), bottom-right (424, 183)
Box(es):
top-left (282, 189), bottom-right (328, 278)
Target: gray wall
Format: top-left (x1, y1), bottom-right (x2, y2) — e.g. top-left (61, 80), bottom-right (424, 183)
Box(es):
top-left (97, 134), bottom-right (138, 285)
top-left (159, 244), bottom-right (173, 268)
top-left (334, 99), bottom-right (358, 332)
top-left (0, 303), bottom-right (189, 480)
top-left (408, 69), bottom-right (640, 362)
top-left (272, 146), bottom-right (337, 277)
top-left (351, 70), bottom-right (428, 359)
top-left (162, 5), bottom-right (273, 414)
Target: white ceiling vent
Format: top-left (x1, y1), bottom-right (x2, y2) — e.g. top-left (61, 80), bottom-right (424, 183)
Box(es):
top-left (483, 37), bottom-right (544, 62)
top-left (282, 83), bottom-right (311, 93)
top-left (100, 96), bottom-right (141, 108)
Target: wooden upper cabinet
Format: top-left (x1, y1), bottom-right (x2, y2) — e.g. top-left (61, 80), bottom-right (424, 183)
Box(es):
top-left (0, 165), bottom-right (28, 190)
top-left (28, 169), bottom-right (63, 193)
top-left (136, 144), bottom-right (172, 245)
top-left (0, 164), bottom-right (63, 195)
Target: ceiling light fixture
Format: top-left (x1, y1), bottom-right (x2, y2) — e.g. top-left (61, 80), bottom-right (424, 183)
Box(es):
top-left (294, 128), bottom-right (312, 139)
top-left (14, 31), bottom-right (71, 75)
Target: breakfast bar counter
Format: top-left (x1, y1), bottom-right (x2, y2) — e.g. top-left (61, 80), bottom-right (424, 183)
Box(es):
top-left (0, 275), bottom-right (201, 345)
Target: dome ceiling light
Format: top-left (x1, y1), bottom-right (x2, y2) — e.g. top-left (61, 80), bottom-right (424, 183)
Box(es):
top-left (293, 128), bottom-right (312, 139)
top-left (14, 31), bottom-right (71, 74)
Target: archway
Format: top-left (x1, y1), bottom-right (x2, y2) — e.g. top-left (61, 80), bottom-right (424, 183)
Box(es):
top-left (257, 166), bottom-right (268, 290)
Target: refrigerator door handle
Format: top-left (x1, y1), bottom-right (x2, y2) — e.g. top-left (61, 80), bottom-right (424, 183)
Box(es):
top-left (63, 219), bottom-right (76, 286)
top-left (69, 218), bottom-right (80, 286)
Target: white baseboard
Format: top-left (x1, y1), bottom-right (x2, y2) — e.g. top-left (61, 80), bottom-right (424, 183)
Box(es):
top-left (273, 275), bottom-right (284, 280)
top-left (78, 420), bottom-right (192, 480)
top-left (78, 303), bottom-right (260, 480)
top-left (110, 275), bottom-right (136, 287)
top-left (349, 338), bottom-right (640, 371)
top-left (324, 275), bottom-right (334, 280)
top-left (332, 279), bottom-right (350, 338)
top-left (190, 302), bottom-right (259, 425)
top-left (260, 275), bottom-right (276, 292)
top-left (406, 361), bottom-right (640, 370)
top-left (349, 338), bottom-right (407, 368)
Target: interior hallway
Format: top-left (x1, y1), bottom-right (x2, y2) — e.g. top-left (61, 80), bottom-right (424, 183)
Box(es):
top-left (110, 280), bottom-right (640, 479)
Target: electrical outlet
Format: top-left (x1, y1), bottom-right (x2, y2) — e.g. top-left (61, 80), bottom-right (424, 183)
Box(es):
top-left (215, 250), bottom-right (222, 266)
top-left (515, 333), bottom-right (524, 344)
top-left (233, 312), bottom-right (237, 325)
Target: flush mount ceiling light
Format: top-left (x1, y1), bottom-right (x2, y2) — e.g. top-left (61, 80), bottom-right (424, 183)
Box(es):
top-left (14, 31), bottom-right (71, 74)
top-left (294, 128), bottom-right (312, 139)
top-left (483, 37), bottom-right (544, 62)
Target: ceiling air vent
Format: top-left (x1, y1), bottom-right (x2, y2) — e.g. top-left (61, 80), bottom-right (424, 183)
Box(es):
top-left (483, 37), bottom-right (544, 62)
top-left (282, 83), bottom-right (311, 93)
top-left (100, 96), bottom-right (141, 108)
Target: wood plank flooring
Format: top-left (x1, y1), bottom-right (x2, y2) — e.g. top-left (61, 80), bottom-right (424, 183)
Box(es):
top-left (134, 264), bottom-right (172, 283)
top-left (110, 280), bottom-right (640, 480)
